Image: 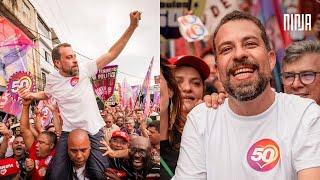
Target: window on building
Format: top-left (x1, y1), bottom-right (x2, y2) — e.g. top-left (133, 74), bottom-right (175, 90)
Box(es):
top-left (41, 72), bottom-right (46, 89)
top-left (37, 18), bottom-right (50, 38)
top-left (44, 51), bottom-right (49, 62)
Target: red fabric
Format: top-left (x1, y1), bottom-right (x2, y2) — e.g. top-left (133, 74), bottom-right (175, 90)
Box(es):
top-left (0, 158), bottom-right (19, 176)
top-left (272, 0), bottom-right (292, 47)
top-left (168, 55), bottom-right (210, 80)
top-left (112, 130), bottom-right (129, 142)
top-left (29, 142), bottom-right (56, 180)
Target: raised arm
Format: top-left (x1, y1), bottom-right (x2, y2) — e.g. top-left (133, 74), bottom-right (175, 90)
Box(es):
top-left (18, 89), bottom-right (35, 150)
top-left (19, 87), bottom-right (48, 101)
top-left (0, 123), bottom-right (10, 158)
top-left (34, 113), bottom-right (45, 134)
top-left (99, 139), bottom-right (129, 159)
top-left (45, 101), bottom-right (62, 138)
top-left (137, 115), bottom-right (149, 138)
top-left (96, 11), bottom-right (141, 69)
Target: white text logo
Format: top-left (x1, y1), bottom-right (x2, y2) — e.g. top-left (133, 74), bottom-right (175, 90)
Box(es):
top-left (284, 14), bottom-right (311, 31)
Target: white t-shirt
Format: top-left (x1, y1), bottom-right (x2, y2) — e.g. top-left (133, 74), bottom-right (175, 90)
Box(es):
top-left (73, 166), bottom-right (89, 180)
top-left (44, 61), bottom-right (105, 134)
top-left (173, 93), bottom-right (320, 180)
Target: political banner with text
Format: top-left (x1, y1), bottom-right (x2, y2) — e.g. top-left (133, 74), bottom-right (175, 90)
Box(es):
top-left (92, 65), bottom-right (118, 102)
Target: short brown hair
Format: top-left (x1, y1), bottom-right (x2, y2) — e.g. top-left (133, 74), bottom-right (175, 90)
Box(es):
top-left (52, 43), bottom-right (71, 61)
top-left (213, 10), bottom-right (271, 56)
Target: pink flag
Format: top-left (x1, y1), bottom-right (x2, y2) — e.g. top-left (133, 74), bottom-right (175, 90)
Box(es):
top-left (121, 78), bottom-right (133, 109)
top-left (37, 100), bottom-right (53, 128)
top-left (0, 16), bottom-right (34, 80)
top-left (1, 91), bottom-right (21, 116)
top-left (141, 57), bottom-right (154, 116)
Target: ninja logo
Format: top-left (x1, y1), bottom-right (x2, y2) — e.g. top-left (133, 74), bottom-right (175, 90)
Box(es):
top-left (284, 14), bottom-right (311, 31)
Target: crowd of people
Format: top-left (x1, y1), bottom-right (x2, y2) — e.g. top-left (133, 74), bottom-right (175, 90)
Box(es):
top-left (0, 101), bottom-right (160, 180)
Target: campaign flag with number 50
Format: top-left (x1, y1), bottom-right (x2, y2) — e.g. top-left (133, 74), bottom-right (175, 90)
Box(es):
top-left (3, 71), bottom-right (35, 116)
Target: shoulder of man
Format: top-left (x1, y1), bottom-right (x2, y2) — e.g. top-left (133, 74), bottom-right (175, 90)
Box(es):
top-left (187, 102), bottom-right (222, 123)
top-left (278, 92), bottom-right (320, 125)
top-left (277, 93), bottom-right (317, 113)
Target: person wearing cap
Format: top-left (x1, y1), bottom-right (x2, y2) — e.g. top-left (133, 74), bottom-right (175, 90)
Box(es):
top-left (168, 55), bottom-right (210, 147)
top-left (104, 130), bottom-right (130, 179)
top-left (168, 55), bottom-right (210, 115)
top-left (109, 130), bottom-right (129, 151)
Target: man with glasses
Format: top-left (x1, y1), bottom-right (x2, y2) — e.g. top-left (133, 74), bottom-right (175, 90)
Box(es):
top-left (105, 130), bottom-right (130, 179)
top-left (102, 113), bottom-right (120, 142)
top-left (19, 98), bottom-right (57, 179)
top-left (281, 40), bottom-right (320, 105)
top-left (126, 136), bottom-right (160, 179)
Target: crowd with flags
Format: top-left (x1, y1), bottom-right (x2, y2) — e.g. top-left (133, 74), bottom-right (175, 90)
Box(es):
top-left (0, 11), bottom-right (160, 179)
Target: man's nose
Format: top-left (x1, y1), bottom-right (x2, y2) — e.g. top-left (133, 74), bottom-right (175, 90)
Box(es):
top-left (76, 151), bottom-right (83, 159)
top-left (291, 74), bottom-right (304, 89)
top-left (233, 45), bottom-right (248, 62)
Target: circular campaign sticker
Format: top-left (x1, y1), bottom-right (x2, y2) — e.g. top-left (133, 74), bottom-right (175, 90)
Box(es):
top-left (246, 139), bottom-right (280, 172)
top-left (186, 24), bottom-right (205, 39)
top-left (7, 71), bottom-right (34, 101)
top-left (70, 76), bottom-right (79, 87)
top-left (180, 15), bottom-right (205, 40)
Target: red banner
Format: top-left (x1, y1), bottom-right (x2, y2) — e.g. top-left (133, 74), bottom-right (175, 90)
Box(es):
top-left (92, 65), bottom-right (118, 101)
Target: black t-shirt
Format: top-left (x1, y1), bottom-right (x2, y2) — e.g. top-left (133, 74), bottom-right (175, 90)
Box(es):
top-left (9, 155), bottom-right (30, 180)
top-left (160, 140), bottom-right (179, 180)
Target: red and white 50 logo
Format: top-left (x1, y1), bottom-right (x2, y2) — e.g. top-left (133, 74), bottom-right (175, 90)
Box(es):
top-left (7, 71), bottom-right (34, 101)
top-left (246, 139), bottom-right (280, 172)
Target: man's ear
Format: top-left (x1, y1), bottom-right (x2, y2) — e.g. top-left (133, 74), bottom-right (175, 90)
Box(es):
top-left (268, 50), bottom-right (276, 71)
top-left (50, 143), bottom-right (54, 150)
top-left (53, 60), bottom-right (61, 69)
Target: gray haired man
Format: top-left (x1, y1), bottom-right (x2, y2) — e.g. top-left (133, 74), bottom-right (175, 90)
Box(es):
top-left (281, 40), bottom-right (320, 105)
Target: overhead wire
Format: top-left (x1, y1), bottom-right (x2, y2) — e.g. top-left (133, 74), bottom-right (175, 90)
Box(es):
top-left (12, 23), bottom-right (145, 80)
